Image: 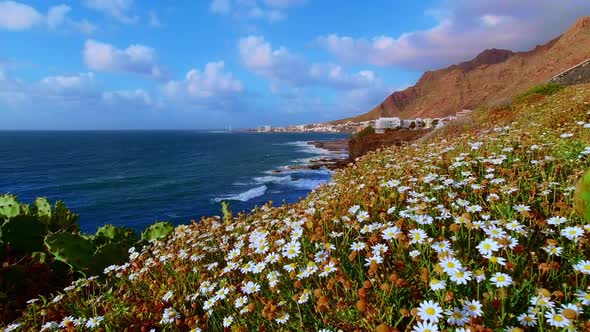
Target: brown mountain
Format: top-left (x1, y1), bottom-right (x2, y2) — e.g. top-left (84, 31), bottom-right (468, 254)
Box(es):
top-left (338, 16), bottom-right (590, 123)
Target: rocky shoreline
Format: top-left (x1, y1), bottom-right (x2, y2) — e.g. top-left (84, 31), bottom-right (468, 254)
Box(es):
top-left (297, 139), bottom-right (350, 171)
top-left (266, 138), bottom-right (351, 174)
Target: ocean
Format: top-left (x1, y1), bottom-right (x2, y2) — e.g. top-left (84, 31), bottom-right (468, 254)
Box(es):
top-left (0, 131), bottom-right (348, 233)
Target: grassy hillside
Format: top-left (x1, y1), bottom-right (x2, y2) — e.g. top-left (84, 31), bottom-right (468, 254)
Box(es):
top-left (6, 85), bottom-right (590, 331)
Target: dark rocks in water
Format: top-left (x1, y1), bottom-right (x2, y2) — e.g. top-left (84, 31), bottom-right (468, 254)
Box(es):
top-left (268, 139), bottom-right (351, 173)
top-left (308, 139), bottom-right (348, 153)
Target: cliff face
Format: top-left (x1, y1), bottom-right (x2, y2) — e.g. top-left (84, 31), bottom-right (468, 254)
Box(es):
top-left (348, 129), bottom-right (430, 160)
top-left (339, 17), bottom-right (590, 123)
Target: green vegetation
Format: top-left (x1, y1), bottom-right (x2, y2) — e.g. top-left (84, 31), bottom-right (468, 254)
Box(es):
top-left (4, 84), bottom-right (590, 331)
top-left (514, 82), bottom-right (563, 103)
top-left (353, 125), bottom-right (375, 139)
top-left (0, 196), bottom-right (174, 324)
top-left (221, 201), bottom-right (233, 223)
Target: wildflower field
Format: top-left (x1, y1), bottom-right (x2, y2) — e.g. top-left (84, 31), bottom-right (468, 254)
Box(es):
top-left (5, 84), bottom-right (590, 331)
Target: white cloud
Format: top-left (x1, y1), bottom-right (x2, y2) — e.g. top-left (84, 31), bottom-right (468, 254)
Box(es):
top-left (83, 0), bottom-right (138, 24)
top-left (317, 0), bottom-right (590, 70)
top-left (238, 35), bottom-right (383, 89)
top-left (0, 1), bottom-right (96, 33)
top-left (102, 88), bottom-right (154, 108)
top-left (47, 4), bottom-right (70, 29)
top-left (262, 0), bottom-right (306, 8)
top-left (72, 19), bottom-right (98, 34)
top-left (238, 35), bottom-right (392, 120)
top-left (209, 0), bottom-right (304, 23)
top-left (210, 0), bottom-right (231, 14)
top-left (37, 72), bottom-right (99, 101)
top-left (148, 10), bottom-right (162, 27)
top-left (83, 39), bottom-right (167, 79)
top-left (46, 4), bottom-right (96, 33)
top-left (162, 61), bottom-right (243, 102)
top-left (0, 70), bottom-right (157, 113)
top-left (0, 59), bottom-right (244, 116)
top-left (247, 6), bottom-right (284, 22)
top-left (0, 1), bottom-right (43, 30)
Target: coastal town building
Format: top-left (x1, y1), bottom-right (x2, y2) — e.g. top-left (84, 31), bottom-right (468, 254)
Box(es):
top-left (251, 109), bottom-right (472, 134)
top-left (375, 117), bottom-right (401, 133)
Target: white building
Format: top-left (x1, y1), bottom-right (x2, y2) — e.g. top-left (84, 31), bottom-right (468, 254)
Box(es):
top-left (401, 119), bottom-right (417, 129)
top-left (375, 117), bottom-right (401, 133)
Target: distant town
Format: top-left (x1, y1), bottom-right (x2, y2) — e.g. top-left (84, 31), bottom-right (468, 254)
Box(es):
top-left (250, 109), bottom-right (474, 134)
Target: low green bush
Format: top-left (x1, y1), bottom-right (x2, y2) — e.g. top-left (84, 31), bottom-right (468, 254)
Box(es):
top-left (514, 82), bottom-right (563, 103)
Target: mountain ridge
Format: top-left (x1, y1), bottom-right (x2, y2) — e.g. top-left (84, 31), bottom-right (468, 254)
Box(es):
top-left (334, 16), bottom-right (590, 123)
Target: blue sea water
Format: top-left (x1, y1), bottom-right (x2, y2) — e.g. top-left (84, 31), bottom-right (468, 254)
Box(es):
top-left (0, 131), bottom-right (348, 233)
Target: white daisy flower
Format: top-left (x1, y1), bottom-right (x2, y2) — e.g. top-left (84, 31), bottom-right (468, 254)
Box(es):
top-left (489, 272), bottom-right (512, 288)
top-left (417, 300), bottom-right (443, 323)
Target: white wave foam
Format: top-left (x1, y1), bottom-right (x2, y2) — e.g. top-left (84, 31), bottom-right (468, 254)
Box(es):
top-left (286, 141), bottom-right (332, 155)
top-left (213, 185), bottom-right (267, 202)
top-left (253, 175), bottom-right (293, 184)
top-left (263, 167), bottom-right (333, 176)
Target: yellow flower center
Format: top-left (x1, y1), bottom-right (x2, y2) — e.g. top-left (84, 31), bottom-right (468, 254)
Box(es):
top-left (584, 264), bottom-right (590, 271)
top-left (554, 315), bottom-right (563, 322)
top-left (469, 305), bottom-right (477, 311)
top-left (425, 307), bottom-right (435, 316)
top-left (497, 276), bottom-right (505, 282)
top-left (483, 244), bottom-right (491, 250)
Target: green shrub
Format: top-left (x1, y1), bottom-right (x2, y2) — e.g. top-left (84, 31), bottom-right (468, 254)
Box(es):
top-left (0, 194), bottom-right (175, 324)
top-left (514, 82), bottom-right (563, 103)
top-left (353, 126), bottom-right (375, 139)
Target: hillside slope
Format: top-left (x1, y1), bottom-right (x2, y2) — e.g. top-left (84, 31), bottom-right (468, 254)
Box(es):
top-left (8, 85), bottom-right (590, 331)
top-left (339, 16), bottom-right (590, 123)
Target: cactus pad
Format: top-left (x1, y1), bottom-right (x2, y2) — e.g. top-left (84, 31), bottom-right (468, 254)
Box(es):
top-left (34, 197), bottom-right (52, 221)
top-left (45, 232), bottom-right (98, 275)
top-left (1, 215), bottom-right (47, 252)
top-left (94, 224), bottom-right (138, 246)
top-left (221, 201), bottom-right (233, 223)
top-left (574, 168), bottom-right (590, 221)
top-left (50, 201), bottom-right (80, 233)
top-left (0, 195), bottom-right (20, 219)
top-left (141, 221), bottom-right (174, 242)
top-left (93, 242), bottom-right (129, 270)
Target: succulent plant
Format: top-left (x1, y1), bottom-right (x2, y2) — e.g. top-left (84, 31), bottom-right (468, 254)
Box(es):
top-left (0, 194), bottom-right (20, 219)
top-left (1, 215), bottom-right (47, 252)
top-left (221, 201), bottom-right (233, 223)
top-left (50, 200), bottom-right (80, 233)
top-left (44, 232), bottom-right (98, 276)
top-left (94, 224), bottom-right (138, 247)
top-left (140, 221), bottom-right (174, 243)
top-left (93, 242), bottom-right (129, 271)
top-left (574, 168), bottom-right (590, 221)
top-left (33, 197), bottom-right (52, 221)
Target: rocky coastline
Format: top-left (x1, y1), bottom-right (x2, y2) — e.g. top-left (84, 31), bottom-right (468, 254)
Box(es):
top-left (296, 139), bottom-right (350, 171)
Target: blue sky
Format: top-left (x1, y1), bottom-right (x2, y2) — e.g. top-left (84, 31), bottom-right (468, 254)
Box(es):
top-left (1, 0), bottom-right (589, 129)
